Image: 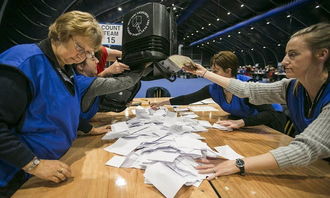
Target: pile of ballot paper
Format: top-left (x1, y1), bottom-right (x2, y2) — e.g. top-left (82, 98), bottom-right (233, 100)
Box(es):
top-left (102, 106), bottom-right (242, 198)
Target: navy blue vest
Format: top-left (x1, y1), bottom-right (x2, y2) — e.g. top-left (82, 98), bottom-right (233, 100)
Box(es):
top-left (75, 73), bottom-right (99, 120)
top-left (0, 44), bottom-right (80, 186)
top-left (209, 74), bottom-right (282, 118)
top-left (287, 79), bottom-right (330, 136)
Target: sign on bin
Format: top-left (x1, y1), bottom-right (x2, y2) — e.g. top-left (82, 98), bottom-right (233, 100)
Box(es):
top-left (99, 23), bottom-right (123, 46)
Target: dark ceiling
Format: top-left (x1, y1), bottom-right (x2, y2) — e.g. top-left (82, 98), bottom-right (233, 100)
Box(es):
top-left (0, 0), bottom-right (329, 66)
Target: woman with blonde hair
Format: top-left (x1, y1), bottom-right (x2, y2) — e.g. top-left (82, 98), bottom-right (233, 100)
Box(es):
top-left (0, 11), bottom-right (142, 196)
top-left (183, 23), bottom-right (330, 179)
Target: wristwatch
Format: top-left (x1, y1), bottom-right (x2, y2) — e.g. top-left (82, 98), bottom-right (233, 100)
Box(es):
top-left (235, 158), bottom-right (245, 175)
top-left (25, 156), bottom-right (40, 172)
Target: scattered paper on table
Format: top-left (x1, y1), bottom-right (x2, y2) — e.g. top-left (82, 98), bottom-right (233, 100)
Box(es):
top-left (189, 106), bottom-right (218, 112)
top-left (105, 156), bottom-right (126, 167)
top-left (214, 145), bottom-right (244, 160)
top-left (101, 107), bottom-right (226, 197)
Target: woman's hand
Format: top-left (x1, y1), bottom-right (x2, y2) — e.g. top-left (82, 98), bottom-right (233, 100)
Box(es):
top-left (89, 125), bottom-right (111, 135)
top-left (99, 61), bottom-right (130, 77)
top-left (195, 157), bottom-right (239, 180)
top-left (150, 100), bottom-right (170, 110)
top-left (24, 160), bottom-right (71, 183)
top-left (217, 119), bottom-right (245, 129)
top-left (182, 63), bottom-right (208, 77)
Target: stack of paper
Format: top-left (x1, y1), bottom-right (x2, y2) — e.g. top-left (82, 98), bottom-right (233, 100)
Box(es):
top-left (103, 107), bottom-right (243, 198)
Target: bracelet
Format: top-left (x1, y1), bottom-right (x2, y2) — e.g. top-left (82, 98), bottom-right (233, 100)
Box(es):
top-left (202, 70), bottom-right (208, 77)
top-left (24, 156), bottom-right (40, 172)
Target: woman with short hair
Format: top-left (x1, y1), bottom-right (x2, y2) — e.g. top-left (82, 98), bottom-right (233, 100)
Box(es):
top-left (0, 10), bottom-right (142, 196)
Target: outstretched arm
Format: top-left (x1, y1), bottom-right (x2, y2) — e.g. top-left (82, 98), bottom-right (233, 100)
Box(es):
top-left (105, 47), bottom-right (122, 62)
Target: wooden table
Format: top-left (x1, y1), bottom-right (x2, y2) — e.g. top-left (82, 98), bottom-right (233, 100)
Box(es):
top-left (13, 98), bottom-right (330, 198)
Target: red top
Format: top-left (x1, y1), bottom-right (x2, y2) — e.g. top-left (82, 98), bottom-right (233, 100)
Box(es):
top-left (96, 46), bottom-right (108, 74)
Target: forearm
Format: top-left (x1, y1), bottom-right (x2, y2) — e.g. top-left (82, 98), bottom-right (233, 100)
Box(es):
top-left (203, 71), bottom-right (231, 89)
top-left (169, 85), bottom-right (211, 105)
top-left (86, 70), bottom-right (143, 98)
top-left (243, 111), bottom-right (276, 126)
top-left (0, 69), bottom-right (35, 168)
top-left (107, 49), bottom-right (122, 61)
top-left (98, 70), bottom-right (111, 77)
top-left (226, 78), bottom-right (290, 105)
top-left (0, 123), bottom-right (35, 168)
top-left (78, 118), bottom-right (93, 133)
top-left (270, 104), bottom-right (330, 168)
top-left (245, 153), bottom-right (279, 172)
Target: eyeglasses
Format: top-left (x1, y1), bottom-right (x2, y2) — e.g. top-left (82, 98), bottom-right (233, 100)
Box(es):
top-left (71, 37), bottom-right (95, 59)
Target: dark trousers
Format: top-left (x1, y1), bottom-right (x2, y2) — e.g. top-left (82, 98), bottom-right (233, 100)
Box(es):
top-left (0, 170), bottom-right (28, 198)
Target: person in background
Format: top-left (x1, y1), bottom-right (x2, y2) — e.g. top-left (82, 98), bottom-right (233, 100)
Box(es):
top-left (0, 10), bottom-right (143, 196)
top-left (182, 23), bottom-right (329, 179)
top-left (74, 51), bottom-right (131, 135)
top-left (95, 46), bottom-right (130, 76)
top-left (151, 51), bottom-right (287, 132)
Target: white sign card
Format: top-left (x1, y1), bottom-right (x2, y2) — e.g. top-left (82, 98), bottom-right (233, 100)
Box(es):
top-left (99, 23), bottom-right (123, 46)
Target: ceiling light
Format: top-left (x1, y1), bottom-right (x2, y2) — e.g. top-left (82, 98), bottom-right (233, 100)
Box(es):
top-left (187, 35), bottom-right (189, 38)
top-left (277, 44), bottom-right (281, 46)
top-left (315, 5), bottom-right (320, 8)
top-left (227, 12), bottom-right (231, 15)
top-left (202, 44), bottom-right (204, 46)
top-left (173, 7), bottom-right (177, 10)
top-left (217, 18), bottom-right (220, 21)
top-left (241, 4), bottom-right (244, 8)
top-left (213, 40), bottom-right (215, 42)
top-left (263, 46), bottom-right (266, 49)
top-left (208, 23), bottom-right (211, 26)
top-left (228, 35), bottom-right (231, 37)
top-left (238, 31), bottom-right (241, 34)
top-left (118, 7), bottom-right (122, 11)
top-left (241, 50), bottom-right (244, 52)
top-left (287, 14), bottom-right (291, 18)
top-left (266, 21), bottom-right (270, 25)
top-left (172, 4), bottom-right (174, 6)
top-left (250, 27), bottom-right (254, 30)
top-left (251, 48), bottom-right (254, 51)
top-left (196, 30), bottom-right (199, 33)
top-left (201, 27), bottom-right (204, 29)
top-left (207, 42), bottom-right (209, 44)
top-left (233, 51), bottom-right (236, 53)
top-left (219, 37), bottom-right (222, 40)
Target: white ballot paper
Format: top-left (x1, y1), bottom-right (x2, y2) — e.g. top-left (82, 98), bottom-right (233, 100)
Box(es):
top-left (189, 106), bottom-right (219, 112)
top-left (214, 145), bottom-right (244, 160)
top-left (105, 156), bottom-right (126, 168)
top-left (144, 162), bottom-right (186, 198)
top-left (111, 121), bottom-right (129, 133)
top-left (200, 98), bottom-right (216, 104)
top-left (104, 138), bottom-right (143, 156)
